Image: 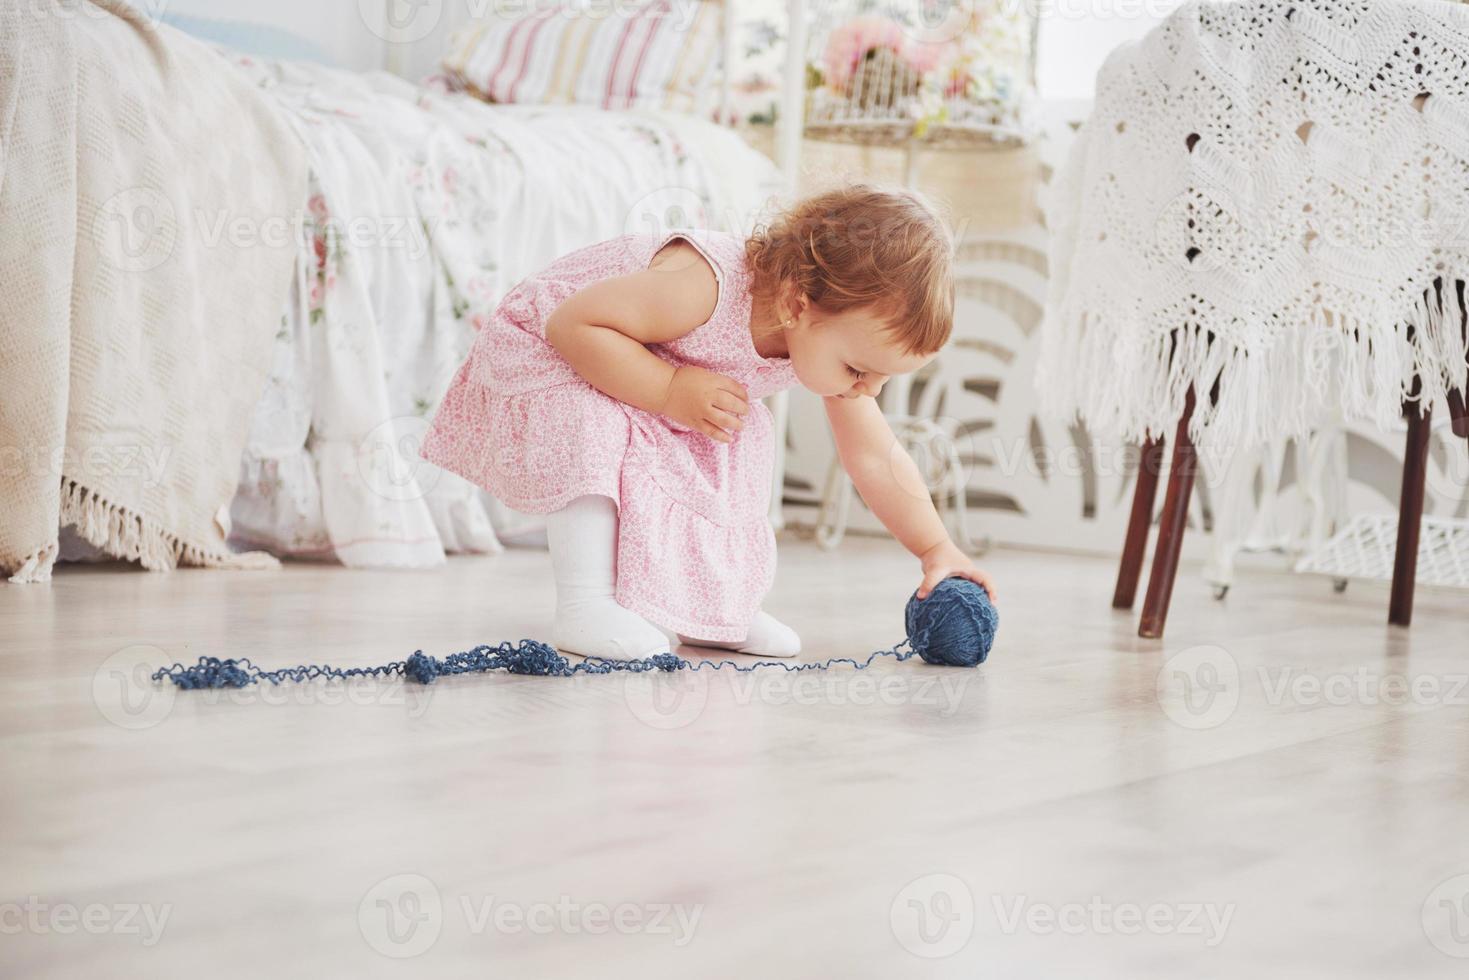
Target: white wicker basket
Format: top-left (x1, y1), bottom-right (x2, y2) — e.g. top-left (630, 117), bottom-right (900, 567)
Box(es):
top-left (802, 2), bottom-right (1038, 150)
top-left (1294, 513), bottom-right (1469, 590)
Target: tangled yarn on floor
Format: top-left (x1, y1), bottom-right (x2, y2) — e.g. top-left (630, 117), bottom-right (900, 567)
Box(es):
top-left (152, 577), bottom-right (998, 689)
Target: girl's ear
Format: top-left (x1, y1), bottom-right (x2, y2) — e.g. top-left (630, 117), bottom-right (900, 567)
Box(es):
top-left (784, 290), bottom-right (812, 328)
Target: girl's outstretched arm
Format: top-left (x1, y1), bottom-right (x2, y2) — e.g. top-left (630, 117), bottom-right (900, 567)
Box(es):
top-left (824, 393), bottom-right (998, 603)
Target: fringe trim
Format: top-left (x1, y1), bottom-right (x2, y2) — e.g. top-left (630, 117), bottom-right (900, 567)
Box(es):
top-left (8, 540), bottom-right (60, 584)
top-left (1038, 277), bottom-right (1469, 455)
top-left (7, 477), bottom-right (279, 585)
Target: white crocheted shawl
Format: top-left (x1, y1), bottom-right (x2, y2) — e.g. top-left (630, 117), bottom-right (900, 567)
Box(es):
top-left (1039, 0), bottom-right (1469, 452)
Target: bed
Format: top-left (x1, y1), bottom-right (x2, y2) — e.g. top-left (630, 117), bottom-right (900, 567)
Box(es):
top-left (5, 1), bottom-right (793, 575)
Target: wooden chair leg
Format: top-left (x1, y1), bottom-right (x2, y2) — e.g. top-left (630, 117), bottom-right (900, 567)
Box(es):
top-left (1454, 280), bottom-right (1468, 439)
top-left (1139, 388), bottom-right (1199, 639)
top-left (1113, 436), bottom-right (1166, 609)
top-left (1448, 387), bottom-right (1468, 439)
top-left (1389, 392), bottom-right (1432, 627)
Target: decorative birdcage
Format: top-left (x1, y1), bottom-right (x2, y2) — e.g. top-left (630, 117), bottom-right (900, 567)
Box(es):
top-left (802, 1), bottom-right (1039, 150)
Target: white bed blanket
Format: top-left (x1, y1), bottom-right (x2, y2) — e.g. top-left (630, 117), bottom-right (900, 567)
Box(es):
top-left (0, 2), bottom-right (306, 582)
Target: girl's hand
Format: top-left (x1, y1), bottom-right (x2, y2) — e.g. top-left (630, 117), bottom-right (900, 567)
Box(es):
top-left (659, 366), bottom-right (750, 443)
top-left (915, 538), bottom-right (998, 604)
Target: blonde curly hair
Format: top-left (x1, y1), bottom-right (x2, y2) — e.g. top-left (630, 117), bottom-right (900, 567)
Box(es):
top-left (744, 184), bottom-right (955, 357)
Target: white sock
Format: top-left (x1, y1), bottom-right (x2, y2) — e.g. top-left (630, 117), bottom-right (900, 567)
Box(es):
top-left (678, 610), bottom-right (802, 658)
top-left (545, 494), bottom-right (671, 661)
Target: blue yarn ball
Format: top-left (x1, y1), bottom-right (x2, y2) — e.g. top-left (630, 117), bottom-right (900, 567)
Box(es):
top-left (905, 577), bottom-right (998, 667)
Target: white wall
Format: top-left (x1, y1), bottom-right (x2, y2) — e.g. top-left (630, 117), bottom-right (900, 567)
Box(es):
top-left (1035, 0), bottom-right (1185, 100)
top-left (144, 0), bottom-right (391, 70)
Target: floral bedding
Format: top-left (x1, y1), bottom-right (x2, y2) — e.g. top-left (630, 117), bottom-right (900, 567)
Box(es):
top-left (222, 55), bottom-right (784, 567)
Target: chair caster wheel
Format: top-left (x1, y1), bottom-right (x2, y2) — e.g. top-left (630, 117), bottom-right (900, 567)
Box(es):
top-left (1211, 584), bottom-right (1229, 600)
top-left (1332, 578), bottom-right (1349, 594)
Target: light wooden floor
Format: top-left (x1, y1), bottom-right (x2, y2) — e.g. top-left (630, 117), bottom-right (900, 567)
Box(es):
top-left (3, 534), bottom-right (1468, 978)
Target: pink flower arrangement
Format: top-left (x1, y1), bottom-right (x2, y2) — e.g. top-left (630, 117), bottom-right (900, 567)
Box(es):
top-left (820, 15), bottom-right (958, 95)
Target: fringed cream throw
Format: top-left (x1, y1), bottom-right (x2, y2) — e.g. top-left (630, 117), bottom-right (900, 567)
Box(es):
top-left (0, 0), bottom-right (307, 582)
top-left (1039, 0), bottom-right (1469, 453)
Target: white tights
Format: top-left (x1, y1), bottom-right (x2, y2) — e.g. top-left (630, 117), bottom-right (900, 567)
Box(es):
top-left (544, 494), bottom-right (801, 660)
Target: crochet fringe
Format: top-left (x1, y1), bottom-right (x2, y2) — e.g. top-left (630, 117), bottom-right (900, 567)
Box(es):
top-left (1040, 277), bottom-right (1469, 457)
top-left (7, 477), bottom-right (279, 584)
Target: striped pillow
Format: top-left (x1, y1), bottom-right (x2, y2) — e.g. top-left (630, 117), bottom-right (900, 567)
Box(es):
top-left (441, 1), bottom-right (723, 114)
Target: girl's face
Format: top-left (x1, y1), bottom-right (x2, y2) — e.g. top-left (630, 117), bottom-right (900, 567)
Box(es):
top-left (784, 303), bottom-right (934, 400)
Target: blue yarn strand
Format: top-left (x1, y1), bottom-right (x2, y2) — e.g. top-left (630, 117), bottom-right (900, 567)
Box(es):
top-left (150, 576), bottom-right (998, 690)
top-left (151, 635), bottom-right (931, 690)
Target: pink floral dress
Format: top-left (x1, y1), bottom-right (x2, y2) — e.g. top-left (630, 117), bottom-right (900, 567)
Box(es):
top-left (420, 229), bottom-right (801, 641)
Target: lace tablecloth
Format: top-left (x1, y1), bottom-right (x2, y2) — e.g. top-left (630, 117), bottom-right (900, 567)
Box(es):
top-left (1039, 0), bottom-right (1469, 452)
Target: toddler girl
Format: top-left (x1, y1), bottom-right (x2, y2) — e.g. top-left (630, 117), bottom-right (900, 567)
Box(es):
top-left (421, 184), bottom-right (997, 660)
